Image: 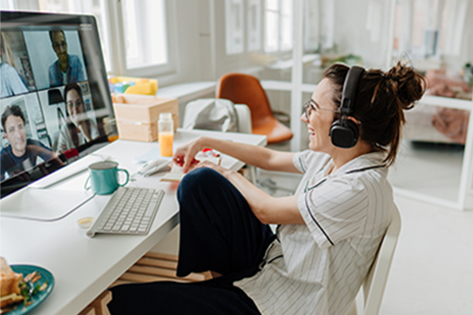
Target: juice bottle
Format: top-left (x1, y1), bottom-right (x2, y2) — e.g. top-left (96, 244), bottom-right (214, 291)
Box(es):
top-left (158, 113), bottom-right (174, 157)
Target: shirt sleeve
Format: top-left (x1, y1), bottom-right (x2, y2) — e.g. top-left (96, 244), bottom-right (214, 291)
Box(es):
top-left (27, 139), bottom-right (53, 163)
top-left (76, 57), bottom-right (85, 82)
top-left (1, 64), bottom-right (28, 97)
top-left (292, 150), bottom-right (315, 174)
top-left (297, 175), bottom-right (369, 250)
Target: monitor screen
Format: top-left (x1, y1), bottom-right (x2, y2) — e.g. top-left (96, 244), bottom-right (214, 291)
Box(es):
top-left (0, 11), bottom-right (114, 198)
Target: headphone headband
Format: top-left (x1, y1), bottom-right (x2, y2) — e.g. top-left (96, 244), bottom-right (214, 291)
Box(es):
top-left (340, 65), bottom-right (365, 116)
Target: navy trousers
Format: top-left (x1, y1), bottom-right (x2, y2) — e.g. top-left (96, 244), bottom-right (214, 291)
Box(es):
top-left (108, 168), bottom-right (275, 314)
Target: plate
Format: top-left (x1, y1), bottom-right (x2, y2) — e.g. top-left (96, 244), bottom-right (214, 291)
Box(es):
top-left (6, 265), bottom-right (55, 315)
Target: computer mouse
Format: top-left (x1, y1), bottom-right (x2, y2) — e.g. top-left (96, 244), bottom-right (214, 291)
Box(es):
top-left (138, 159), bottom-right (171, 176)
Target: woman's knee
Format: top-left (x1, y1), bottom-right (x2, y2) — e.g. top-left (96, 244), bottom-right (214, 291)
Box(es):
top-left (177, 167), bottom-right (225, 202)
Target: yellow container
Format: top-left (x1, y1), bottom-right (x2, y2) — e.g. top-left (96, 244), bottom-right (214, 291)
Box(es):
top-left (109, 76), bottom-right (158, 95)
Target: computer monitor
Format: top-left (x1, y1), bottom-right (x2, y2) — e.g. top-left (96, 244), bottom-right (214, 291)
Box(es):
top-left (0, 11), bottom-right (114, 198)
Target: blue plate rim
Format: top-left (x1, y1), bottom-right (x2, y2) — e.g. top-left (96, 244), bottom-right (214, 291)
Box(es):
top-left (7, 264), bottom-right (55, 315)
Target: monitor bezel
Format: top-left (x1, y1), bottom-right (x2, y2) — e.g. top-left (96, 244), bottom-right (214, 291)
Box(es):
top-left (0, 10), bottom-right (114, 198)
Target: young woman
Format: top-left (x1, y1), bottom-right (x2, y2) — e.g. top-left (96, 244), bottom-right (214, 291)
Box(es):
top-left (0, 32), bottom-right (28, 98)
top-left (108, 62), bottom-right (425, 315)
top-left (56, 83), bottom-right (99, 153)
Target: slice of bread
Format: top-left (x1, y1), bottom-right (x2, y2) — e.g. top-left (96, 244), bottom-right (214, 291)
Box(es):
top-left (0, 293), bottom-right (24, 309)
top-left (0, 257), bottom-right (23, 310)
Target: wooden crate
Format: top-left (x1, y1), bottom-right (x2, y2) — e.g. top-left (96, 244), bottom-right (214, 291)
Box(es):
top-left (112, 94), bottom-right (179, 142)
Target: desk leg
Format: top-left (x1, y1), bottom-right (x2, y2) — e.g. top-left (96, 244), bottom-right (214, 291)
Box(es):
top-left (79, 290), bottom-right (112, 315)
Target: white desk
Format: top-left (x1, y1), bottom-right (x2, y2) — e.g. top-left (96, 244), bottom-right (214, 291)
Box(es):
top-left (0, 129), bottom-right (266, 315)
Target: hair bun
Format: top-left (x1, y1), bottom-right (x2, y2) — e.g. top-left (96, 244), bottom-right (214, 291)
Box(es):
top-left (385, 62), bottom-right (426, 110)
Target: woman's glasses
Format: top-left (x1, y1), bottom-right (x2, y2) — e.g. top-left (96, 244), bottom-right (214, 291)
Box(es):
top-left (303, 99), bottom-right (339, 121)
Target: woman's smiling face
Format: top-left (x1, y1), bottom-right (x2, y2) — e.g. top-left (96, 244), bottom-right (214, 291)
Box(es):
top-left (66, 88), bottom-right (84, 126)
top-left (301, 78), bottom-right (339, 154)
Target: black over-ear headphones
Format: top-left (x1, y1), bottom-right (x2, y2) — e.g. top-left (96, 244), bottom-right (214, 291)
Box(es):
top-left (329, 65), bottom-right (365, 148)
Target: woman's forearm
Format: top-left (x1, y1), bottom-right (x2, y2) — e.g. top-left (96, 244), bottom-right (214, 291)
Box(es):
top-left (197, 136), bottom-right (298, 172)
top-left (223, 168), bottom-right (303, 225)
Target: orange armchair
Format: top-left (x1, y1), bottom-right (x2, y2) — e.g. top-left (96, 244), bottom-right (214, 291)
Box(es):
top-left (216, 73), bottom-right (293, 144)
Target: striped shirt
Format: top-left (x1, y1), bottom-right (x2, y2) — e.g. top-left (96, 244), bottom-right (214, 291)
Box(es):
top-left (235, 150), bottom-right (393, 314)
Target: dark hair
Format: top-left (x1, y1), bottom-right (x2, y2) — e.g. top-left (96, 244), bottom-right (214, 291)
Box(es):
top-left (49, 30), bottom-right (65, 43)
top-left (1, 105), bottom-right (25, 131)
top-left (63, 83), bottom-right (90, 147)
top-left (324, 62), bottom-right (426, 166)
top-left (64, 83), bottom-right (84, 104)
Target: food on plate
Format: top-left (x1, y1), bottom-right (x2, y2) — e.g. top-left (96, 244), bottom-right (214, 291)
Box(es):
top-left (0, 257), bottom-right (24, 310)
top-left (0, 258), bottom-right (50, 314)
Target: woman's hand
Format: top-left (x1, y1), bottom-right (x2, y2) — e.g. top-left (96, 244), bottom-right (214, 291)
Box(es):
top-left (172, 137), bottom-right (205, 173)
top-left (196, 160), bottom-right (233, 179)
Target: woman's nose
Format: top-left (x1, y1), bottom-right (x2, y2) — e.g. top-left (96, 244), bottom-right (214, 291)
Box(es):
top-left (301, 113), bottom-right (308, 123)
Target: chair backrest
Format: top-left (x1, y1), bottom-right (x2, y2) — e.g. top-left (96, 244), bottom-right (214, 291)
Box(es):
top-left (362, 204), bottom-right (402, 315)
top-left (182, 98), bottom-right (252, 134)
top-left (182, 98), bottom-right (238, 132)
top-left (216, 73), bottom-right (293, 144)
top-left (216, 73), bottom-right (274, 130)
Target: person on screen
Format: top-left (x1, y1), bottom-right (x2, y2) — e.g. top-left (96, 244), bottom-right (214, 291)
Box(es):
top-left (48, 30), bottom-right (85, 87)
top-left (108, 63), bottom-right (426, 315)
top-left (56, 83), bottom-right (99, 153)
top-left (0, 105), bottom-right (54, 181)
top-left (0, 32), bottom-right (28, 98)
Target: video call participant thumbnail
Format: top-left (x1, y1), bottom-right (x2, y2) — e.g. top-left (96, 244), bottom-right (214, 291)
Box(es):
top-left (0, 105), bottom-right (54, 181)
top-left (0, 32), bottom-right (28, 98)
top-left (49, 30), bottom-right (85, 87)
top-left (56, 83), bottom-right (99, 153)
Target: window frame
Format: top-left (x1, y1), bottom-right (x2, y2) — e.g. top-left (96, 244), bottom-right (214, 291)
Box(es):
top-left (6, 0), bottom-right (176, 78)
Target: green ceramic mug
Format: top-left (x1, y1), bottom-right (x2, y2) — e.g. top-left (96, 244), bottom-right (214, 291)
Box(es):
top-left (84, 161), bottom-right (129, 195)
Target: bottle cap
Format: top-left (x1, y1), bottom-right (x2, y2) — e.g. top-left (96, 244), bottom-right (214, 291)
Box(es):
top-left (159, 112), bottom-right (172, 121)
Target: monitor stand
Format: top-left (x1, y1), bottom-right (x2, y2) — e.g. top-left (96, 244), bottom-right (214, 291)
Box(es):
top-left (0, 186), bottom-right (95, 221)
top-left (1, 153), bottom-right (104, 221)
top-left (0, 187), bottom-right (95, 221)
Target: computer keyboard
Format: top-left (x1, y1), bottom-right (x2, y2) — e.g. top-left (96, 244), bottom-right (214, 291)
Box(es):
top-left (86, 187), bottom-right (165, 238)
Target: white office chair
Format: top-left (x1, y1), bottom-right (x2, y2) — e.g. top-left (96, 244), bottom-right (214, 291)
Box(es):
top-left (182, 99), bottom-right (252, 134)
top-left (182, 99), bottom-right (256, 183)
top-left (347, 204), bottom-right (402, 315)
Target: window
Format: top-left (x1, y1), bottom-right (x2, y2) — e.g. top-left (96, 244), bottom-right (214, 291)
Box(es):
top-left (6, 0), bottom-right (172, 76)
top-left (264, 0), bottom-right (293, 53)
top-left (120, 0), bottom-right (168, 70)
top-left (247, 0), bottom-right (261, 51)
top-left (304, 0), bottom-right (320, 53)
top-left (393, 0), bottom-right (468, 59)
top-left (225, 0), bottom-right (244, 55)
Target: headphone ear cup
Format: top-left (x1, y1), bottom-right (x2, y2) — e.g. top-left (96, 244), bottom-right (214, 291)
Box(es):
top-left (329, 118), bottom-right (359, 148)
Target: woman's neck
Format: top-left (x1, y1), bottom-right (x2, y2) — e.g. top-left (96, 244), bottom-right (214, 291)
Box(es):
top-left (328, 142), bottom-right (373, 175)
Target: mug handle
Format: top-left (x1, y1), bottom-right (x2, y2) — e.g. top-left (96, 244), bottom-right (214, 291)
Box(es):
top-left (84, 175), bottom-right (92, 191)
top-left (118, 169), bottom-right (130, 187)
